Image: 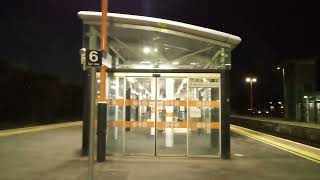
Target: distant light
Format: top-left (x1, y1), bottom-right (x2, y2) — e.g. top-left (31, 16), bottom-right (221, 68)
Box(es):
top-left (225, 63), bottom-right (231, 66)
top-left (172, 62), bottom-right (179, 65)
top-left (245, 77), bottom-right (251, 82)
top-left (252, 78), bottom-right (257, 83)
top-left (266, 111), bottom-right (269, 114)
top-left (234, 153), bottom-right (244, 157)
top-left (278, 101), bottom-right (282, 105)
top-left (269, 102), bottom-right (272, 104)
top-left (281, 106), bottom-right (284, 109)
top-left (303, 96), bottom-right (308, 99)
top-left (277, 67), bottom-right (281, 70)
top-left (270, 106), bottom-right (274, 110)
top-left (154, 48), bottom-right (158, 52)
top-left (97, 91), bottom-right (100, 94)
top-left (97, 80), bottom-right (101, 83)
top-left (248, 108), bottom-right (251, 111)
top-left (190, 62), bottom-right (197, 65)
top-left (140, 61), bottom-right (151, 64)
top-left (143, 47), bottom-right (151, 54)
top-left (165, 47), bottom-right (169, 50)
top-left (258, 111), bottom-right (261, 114)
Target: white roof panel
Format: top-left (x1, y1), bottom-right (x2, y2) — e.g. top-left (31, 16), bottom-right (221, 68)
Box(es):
top-left (78, 11), bottom-right (241, 48)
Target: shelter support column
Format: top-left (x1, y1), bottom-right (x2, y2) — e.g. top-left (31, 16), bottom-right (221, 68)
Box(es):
top-left (221, 70), bottom-right (230, 159)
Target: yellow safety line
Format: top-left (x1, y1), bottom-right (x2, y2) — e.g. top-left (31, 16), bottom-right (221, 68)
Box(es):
top-left (231, 125), bottom-right (320, 164)
top-left (0, 121), bottom-right (82, 137)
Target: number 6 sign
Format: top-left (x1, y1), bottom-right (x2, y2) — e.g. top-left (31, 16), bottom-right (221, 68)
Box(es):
top-left (86, 50), bottom-right (102, 66)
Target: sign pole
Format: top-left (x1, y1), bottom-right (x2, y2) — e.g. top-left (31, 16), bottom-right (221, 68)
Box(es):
top-left (87, 66), bottom-right (96, 180)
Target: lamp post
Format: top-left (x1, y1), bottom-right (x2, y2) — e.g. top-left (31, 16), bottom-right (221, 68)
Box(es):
top-left (245, 77), bottom-right (257, 111)
top-left (277, 66), bottom-right (286, 118)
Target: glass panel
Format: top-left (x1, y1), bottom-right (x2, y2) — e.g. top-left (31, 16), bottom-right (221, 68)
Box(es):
top-left (106, 77), bottom-right (125, 155)
top-left (124, 77), bottom-right (155, 155)
top-left (156, 78), bottom-right (188, 156)
top-left (85, 24), bottom-right (231, 70)
top-left (188, 77), bottom-right (220, 156)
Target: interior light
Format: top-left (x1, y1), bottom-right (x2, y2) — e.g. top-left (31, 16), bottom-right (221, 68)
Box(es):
top-left (143, 47), bottom-right (151, 54)
top-left (140, 61), bottom-right (151, 64)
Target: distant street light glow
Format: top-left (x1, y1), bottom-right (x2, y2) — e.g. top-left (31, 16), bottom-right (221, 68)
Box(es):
top-left (252, 78), bottom-right (257, 83)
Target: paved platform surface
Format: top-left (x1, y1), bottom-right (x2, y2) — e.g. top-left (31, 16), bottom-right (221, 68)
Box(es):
top-left (0, 124), bottom-right (319, 180)
top-left (231, 115), bottom-right (320, 129)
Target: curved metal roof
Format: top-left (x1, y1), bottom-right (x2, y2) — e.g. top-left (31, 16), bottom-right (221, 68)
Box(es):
top-left (78, 11), bottom-right (241, 49)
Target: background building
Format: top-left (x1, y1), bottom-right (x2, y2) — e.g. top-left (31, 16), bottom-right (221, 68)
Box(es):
top-left (284, 56), bottom-right (320, 123)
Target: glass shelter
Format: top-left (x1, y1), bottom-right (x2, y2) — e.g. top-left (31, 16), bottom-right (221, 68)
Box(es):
top-left (78, 11), bottom-right (241, 158)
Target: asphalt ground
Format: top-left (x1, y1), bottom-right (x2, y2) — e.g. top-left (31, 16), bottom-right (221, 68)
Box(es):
top-left (0, 123), bottom-right (319, 180)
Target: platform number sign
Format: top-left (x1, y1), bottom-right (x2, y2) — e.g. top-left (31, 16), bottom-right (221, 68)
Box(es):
top-left (86, 50), bottom-right (102, 66)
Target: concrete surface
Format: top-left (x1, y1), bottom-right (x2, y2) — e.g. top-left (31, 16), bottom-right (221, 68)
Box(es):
top-left (0, 125), bottom-right (319, 180)
top-left (231, 115), bottom-right (320, 147)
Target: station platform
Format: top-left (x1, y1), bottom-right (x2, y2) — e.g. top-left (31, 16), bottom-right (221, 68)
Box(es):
top-left (231, 115), bottom-right (320, 148)
top-left (0, 122), bottom-right (319, 180)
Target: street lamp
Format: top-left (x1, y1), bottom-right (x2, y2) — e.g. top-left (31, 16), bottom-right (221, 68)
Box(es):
top-left (245, 77), bottom-right (257, 110)
top-left (277, 66), bottom-right (286, 118)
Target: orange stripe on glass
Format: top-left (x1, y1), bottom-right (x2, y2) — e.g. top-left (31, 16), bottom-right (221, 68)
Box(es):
top-left (104, 99), bottom-right (219, 108)
top-left (110, 121), bottom-right (219, 129)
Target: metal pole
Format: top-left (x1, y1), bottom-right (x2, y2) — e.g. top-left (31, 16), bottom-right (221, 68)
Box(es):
top-left (96, 0), bottom-right (108, 163)
top-left (99, 0), bottom-right (108, 100)
top-left (88, 67), bottom-right (96, 180)
top-left (250, 81), bottom-right (253, 110)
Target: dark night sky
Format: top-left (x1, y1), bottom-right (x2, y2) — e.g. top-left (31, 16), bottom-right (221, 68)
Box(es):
top-left (1, 0), bottom-right (319, 110)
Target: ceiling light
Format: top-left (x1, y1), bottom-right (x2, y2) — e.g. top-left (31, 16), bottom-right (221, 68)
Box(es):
top-left (143, 47), bottom-right (151, 54)
top-left (140, 61), bottom-right (151, 64)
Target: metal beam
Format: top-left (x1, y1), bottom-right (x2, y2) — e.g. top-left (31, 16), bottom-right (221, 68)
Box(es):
top-left (171, 46), bottom-right (212, 62)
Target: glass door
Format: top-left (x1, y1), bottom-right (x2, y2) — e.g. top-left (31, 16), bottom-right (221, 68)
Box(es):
top-left (107, 73), bottom-right (221, 157)
top-left (123, 77), bottom-right (155, 155)
top-left (156, 77), bottom-right (188, 156)
top-left (188, 77), bottom-right (221, 157)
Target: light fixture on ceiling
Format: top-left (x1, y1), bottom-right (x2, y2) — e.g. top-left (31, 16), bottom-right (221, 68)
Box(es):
top-left (143, 47), bottom-right (151, 54)
top-left (140, 61), bottom-right (151, 64)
